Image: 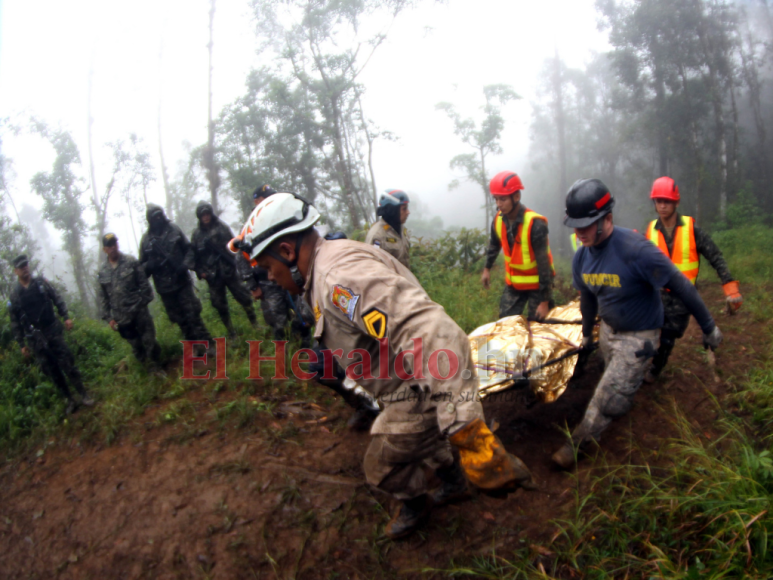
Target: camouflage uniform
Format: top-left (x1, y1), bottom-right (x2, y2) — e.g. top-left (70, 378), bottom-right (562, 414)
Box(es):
top-left (364, 218), bottom-right (411, 269)
top-left (236, 253), bottom-right (312, 344)
top-left (191, 201), bottom-right (257, 336)
top-left (97, 252), bottom-right (160, 363)
top-left (485, 204), bottom-right (554, 318)
top-left (648, 214), bottom-right (734, 377)
top-left (139, 205), bottom-right (212, 344)
top-left (570, 322), bottom-right (659, 443)
top-left (304, 238), bottom-right (485, 499)
top-left (8, 277), bottom-right (88, 402)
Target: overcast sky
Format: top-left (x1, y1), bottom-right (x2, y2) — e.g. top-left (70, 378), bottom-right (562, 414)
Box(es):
top-left (0, 0), bottom-right (609, 267)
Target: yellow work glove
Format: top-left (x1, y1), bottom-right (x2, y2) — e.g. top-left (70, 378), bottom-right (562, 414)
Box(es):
top-left (723, 281), bottom-right (743, 312)
top-left (448, 418), bottom-right (536, 490)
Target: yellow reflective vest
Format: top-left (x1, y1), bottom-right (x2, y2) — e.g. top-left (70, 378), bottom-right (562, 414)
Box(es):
top-left (646, 216), bottom-right (700, 283)
top-left (570, 232), bottom-right (583, 253)
top-left (495, 209), bottom-right (555, 291)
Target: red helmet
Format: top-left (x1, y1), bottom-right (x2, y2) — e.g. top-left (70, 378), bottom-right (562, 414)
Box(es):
top-left (489, 171), bottom-right (524, 196)
top-left (650, 176), bottom-right (680, 201)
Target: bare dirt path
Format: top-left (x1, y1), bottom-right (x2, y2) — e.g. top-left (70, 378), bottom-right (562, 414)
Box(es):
top-left (0, 286), bottom-right (759, 579)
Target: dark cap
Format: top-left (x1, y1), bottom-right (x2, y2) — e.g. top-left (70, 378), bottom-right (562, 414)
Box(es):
top-left (253, 184), bottom-right (277, 200)
top-left (12, 254), bottom-right (29, 269)
top-left (102, 233), bottom-right (118, 247)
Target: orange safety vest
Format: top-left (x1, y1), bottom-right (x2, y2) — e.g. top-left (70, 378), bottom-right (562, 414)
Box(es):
top-left (495, 209), bottom-right (555, 291)
top-left (646, 216), bottom-right (700, 284)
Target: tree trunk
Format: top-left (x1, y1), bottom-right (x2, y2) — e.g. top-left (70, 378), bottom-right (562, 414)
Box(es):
top-left (87, 69), bottom-right (104, 262)
top-left (680, 67), bottom-right (705, 224)
top-left (741, 28), bottom-right (769, 200)
top-left (356, 94), bottom-right (378, 215)
top-left (204, 0), bottom-right (220, 213)
top-left (698, 38), bottom-right (728, 219)
top-left (654, 69), bottom-right (669, 176)
top-left (729, 83), bottom-right (740, 193)
top-left (67, 229), bottom-right (93, 313)
top-left (552, 52), bottom-right (569, 253)
top-left (127, 197), bottom-right (139, 253)
top-left (158, 105), bottom-right (174, 220)
top-left (479, 146), bottom-right (490, 229)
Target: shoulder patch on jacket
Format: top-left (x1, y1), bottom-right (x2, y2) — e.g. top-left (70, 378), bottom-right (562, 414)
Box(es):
top-left (331, 285), bottom-right (359, 321)
top-left (362, 308), bottom-right (387, 339)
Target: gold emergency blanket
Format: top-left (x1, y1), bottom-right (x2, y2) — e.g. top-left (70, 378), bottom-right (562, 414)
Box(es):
top-left (469, 300), bottom-right (591, 403)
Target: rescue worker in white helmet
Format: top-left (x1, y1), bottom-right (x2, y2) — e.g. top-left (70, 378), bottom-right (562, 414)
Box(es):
top-left (364, 189), bottom-right (411, 269)
top-left (236, 192), bottom-right (535, 539)
top-left (552, 178), bottom-right (723, 469)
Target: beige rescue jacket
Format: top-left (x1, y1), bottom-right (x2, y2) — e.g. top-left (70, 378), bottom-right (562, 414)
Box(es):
top-left (364, 218), bottom-right (411, 270)
top-left (304, 238), bottom-right (483, 435)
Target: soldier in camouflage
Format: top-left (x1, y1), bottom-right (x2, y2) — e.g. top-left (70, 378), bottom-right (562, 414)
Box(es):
top-left (97, 234), bottom-right (161, 366)
top-left (236, 185), bottom-right (312, 346)
top-left (8, 255), bottom-right (94, 415)
top-left (139, 204), bottom-right (213, 348)
top-left (192, 201), bottom-right (257, 338)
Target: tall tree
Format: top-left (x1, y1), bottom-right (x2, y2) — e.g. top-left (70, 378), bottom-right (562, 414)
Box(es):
top-left (86, 67), bottom-right (101, 261)
top-left (112, 135), bottom-right (156, 252)
top-left (241, 0), bottom-right (418, 228)
top-left (30, 122), bottom-right (93, 312)
top-left (436, 84), bottom-right (519, 229)
top-left (203, 0), bottom-right (221, 213)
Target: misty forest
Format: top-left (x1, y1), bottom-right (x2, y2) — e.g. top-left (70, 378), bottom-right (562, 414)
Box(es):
top-left (3, 0), bottom-right (773, 577)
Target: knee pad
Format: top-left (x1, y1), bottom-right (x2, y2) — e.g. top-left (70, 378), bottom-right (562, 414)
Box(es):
top-left (602, 392), bottom-right (633, 419)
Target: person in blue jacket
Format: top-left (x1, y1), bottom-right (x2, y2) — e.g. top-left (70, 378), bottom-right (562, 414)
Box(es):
top-left (552, 179), bottom-right (723, 469)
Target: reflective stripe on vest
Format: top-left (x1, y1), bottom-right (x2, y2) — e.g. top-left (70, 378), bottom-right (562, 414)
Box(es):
top-left (495, 209), bottom-right (556, 290)
top-left (646, 216), bottom-right (700, 283)
top-left (570, 233), bottom-right (583, 253)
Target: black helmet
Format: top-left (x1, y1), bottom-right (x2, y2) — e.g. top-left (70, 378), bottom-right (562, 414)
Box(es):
top-left (252, 184), bottom-right (277, 200)
top-left (563, 179), bottom-right (615, 228)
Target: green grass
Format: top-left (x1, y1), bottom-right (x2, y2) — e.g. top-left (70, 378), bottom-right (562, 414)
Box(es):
top-left (437, 224), bottom-right (773, 578)
top-left (3, 225), bottom-right (773, 579)
top-left (0, 289), bottom-right (277, 453)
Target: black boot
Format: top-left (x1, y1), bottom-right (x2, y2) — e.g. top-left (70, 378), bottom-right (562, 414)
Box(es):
top-left (221, 313), bottom-right (237, 339)
top-left (74, 381), bottom-right (95, 407)
top-left (385, 495), bottom-right (427, 540)
top-left (246, 308), bottom-right (259, 329)
top-left (64, 397), bottom-right (78, 416)
top-left (347, 406), bottom-right (379, 431)
top-left (431, 461), bottom-right (470, 506)
top-left (648, 337), bottom-right (676, 382)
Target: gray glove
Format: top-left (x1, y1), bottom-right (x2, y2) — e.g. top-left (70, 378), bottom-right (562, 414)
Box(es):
top-left (703, 325), bottom-right (723, 350)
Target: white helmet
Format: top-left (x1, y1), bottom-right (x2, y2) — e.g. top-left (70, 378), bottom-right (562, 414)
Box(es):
top-left (240, 192), bottom-right (320, 259)
top-left (236, 192), bottom-right (320, 289)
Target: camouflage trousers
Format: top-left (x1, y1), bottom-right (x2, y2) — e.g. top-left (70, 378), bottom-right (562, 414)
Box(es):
top-left (117, 307), bottom-right (160, 364)
top-left (30, 322), bottom-right (85, 400)
top-left (207, 274), bottom-right (257, 330)
top-left (651, 292), bottom-right (692, 377)
top-left (499, 286), bottom-right (554, 319)
top-left (571, 322), bottom-right (659, 444)
top-left (261, 281), bottom-right (312, 344)
top-left (159, 284), bottom-right (212, 343)
top-left (363, 426), bottom-right (455, 500)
